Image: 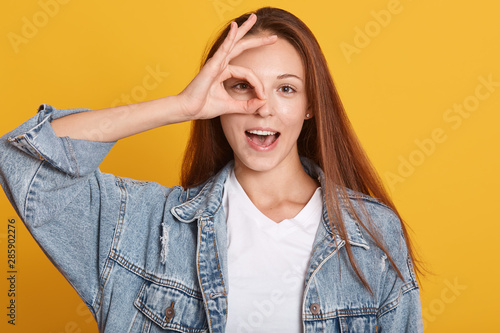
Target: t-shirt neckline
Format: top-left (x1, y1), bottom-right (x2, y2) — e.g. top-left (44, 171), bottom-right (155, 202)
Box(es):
top-left (227, 168), bottom-right (322, 229)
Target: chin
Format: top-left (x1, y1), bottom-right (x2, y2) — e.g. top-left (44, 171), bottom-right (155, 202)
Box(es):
top-left (235, 154), bottom-right (287, 174)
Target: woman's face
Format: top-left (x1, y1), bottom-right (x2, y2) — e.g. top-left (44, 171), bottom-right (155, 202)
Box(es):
top-left (220, 36), bottom-right (309, 174)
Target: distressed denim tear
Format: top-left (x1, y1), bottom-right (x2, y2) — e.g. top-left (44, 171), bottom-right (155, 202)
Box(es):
top-left (160, 223), bottom-right (170, 264)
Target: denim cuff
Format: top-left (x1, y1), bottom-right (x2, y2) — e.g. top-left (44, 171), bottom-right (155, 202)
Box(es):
top-left (7, 104), bottom-right (116, 177)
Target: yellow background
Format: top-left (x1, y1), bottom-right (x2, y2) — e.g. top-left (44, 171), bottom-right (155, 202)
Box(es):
top-left (1, 0), bottom-right (499, 332)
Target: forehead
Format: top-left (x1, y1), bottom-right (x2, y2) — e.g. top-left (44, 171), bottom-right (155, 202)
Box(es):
top-left (229, 37), bottom-right (304, 78)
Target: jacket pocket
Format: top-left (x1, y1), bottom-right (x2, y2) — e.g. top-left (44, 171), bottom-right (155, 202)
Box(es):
top-left (134, 280), bottom-right (208, 332)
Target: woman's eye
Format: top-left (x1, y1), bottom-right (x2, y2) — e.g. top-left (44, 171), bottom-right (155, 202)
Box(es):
top-left (232, 82), bottom-right (253, 91)
top-left (279, 85), bottom-right (296, 94)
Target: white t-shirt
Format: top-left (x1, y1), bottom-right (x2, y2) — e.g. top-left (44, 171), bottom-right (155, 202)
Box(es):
top-left (222, 168), bottom-right (322, 332)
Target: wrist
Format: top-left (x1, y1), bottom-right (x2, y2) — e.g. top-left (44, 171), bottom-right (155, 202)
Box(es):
top-left (156, 94), bottom-right (194, 125)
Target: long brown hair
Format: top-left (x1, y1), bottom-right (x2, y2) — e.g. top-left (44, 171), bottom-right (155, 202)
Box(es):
top-left (181, 7), bottom-right (421, 291)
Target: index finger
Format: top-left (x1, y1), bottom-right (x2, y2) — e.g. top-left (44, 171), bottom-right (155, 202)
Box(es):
top-left (223, 14), bottom-right (258, 57)
top-left (233, 13), bottom-right (258, 44)
top-left (227, 34), bottom-right (278, 65)
top-left (210, 14), bottom-right (264, 70)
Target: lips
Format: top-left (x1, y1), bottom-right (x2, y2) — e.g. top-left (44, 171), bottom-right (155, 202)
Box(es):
top-left (245, 129), bottom-right (281, 148)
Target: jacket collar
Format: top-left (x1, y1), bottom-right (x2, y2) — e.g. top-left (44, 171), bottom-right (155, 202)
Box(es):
top-left (300, 157), bottom-right (370, 249)
top-left (171, 158), bottom-right (369, 249)
top-left (171, 162), bottom-right (233, 223)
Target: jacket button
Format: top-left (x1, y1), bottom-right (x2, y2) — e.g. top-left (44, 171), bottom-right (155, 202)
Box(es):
top-left (165, 305), bottom-right (175, 321)
top-left (310, 303), bottom-right (320, 315)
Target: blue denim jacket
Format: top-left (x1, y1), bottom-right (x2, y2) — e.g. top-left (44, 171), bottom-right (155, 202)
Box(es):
top-left (0, 104), bottom-right (423, 332)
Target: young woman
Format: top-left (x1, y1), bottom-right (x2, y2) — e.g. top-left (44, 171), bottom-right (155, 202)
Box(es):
top-left (0, 7), bottom-right (423, 333)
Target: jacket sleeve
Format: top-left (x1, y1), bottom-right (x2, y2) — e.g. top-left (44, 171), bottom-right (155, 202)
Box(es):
top-left (0, 104), bottom-right (119, 316)
top-left (376, 213), bottom-right (423, 332)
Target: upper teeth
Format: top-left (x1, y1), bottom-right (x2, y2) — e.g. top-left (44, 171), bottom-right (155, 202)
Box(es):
top-left (247, 130), bottom-right (277, 136)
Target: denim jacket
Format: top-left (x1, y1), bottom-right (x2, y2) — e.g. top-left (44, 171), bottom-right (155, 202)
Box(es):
top-left (0, 104), bottom-right (423, 332)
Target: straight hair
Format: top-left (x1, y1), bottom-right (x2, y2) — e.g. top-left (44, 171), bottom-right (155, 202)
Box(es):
top-left (181, 7), bottom-right (421, 292)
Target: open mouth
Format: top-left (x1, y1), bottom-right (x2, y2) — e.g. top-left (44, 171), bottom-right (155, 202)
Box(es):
top-left (245, 130), bottom-right (281, 147)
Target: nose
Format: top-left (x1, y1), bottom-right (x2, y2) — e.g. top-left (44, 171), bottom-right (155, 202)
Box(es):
top-left (254, 94), bottom-right (275, 118)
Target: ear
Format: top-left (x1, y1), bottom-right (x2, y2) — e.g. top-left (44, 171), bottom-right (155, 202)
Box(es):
top-left (304, 107), bottom-right (313, 120)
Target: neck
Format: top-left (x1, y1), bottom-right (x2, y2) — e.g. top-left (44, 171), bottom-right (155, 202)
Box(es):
top-left (233, 155), bottom-right (319, 218)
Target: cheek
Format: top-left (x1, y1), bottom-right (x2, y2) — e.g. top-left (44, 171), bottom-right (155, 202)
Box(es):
top-left (220, 115), bottom-right (240, 145)
top-left (220, 117), bottom-right (232, 141)
top-left (278, 103), bottom-right (306, 128)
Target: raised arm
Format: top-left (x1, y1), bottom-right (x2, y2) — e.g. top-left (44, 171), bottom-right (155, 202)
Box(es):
top-left (51, 14), bottom-right (277, 142)
top-left (0, 14), bottom-right (276, 323)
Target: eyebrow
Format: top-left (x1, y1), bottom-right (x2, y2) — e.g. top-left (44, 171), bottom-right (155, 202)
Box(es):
top-left (277, 73), bottom-right (303, 81)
